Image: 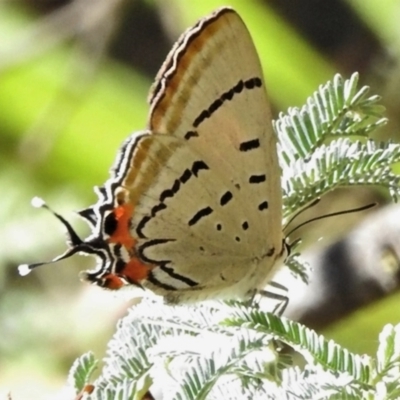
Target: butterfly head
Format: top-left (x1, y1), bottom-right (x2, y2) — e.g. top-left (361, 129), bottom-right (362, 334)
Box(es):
top-left (18, 196), bottom-right (148, 291)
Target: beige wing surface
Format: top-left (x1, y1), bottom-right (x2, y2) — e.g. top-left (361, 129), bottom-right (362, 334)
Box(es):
top-left (118, 8), bottom-right (282, 298)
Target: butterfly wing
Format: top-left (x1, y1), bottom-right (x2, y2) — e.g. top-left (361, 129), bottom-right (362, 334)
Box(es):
top-left (117, 8), bottom-right (283, 302)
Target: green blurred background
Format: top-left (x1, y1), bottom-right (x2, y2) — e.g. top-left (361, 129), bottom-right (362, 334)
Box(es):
top-left (1, 0), bottom-right (400, 398)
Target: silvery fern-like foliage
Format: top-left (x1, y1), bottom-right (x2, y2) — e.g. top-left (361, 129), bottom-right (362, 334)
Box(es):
top-left (67, 73), bottom-right (400, 399)
top-left (282, 138), bottom-right (400, 216)
top-left (277, 73), bottom-right (400, 217)
top-left (69, 300), bottom-right (400, 399)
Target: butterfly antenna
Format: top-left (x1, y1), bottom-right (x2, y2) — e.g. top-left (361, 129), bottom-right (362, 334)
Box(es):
top-left (283, 198), bottom-right (321, 230)
top-left (18, 197), bottom-right (84, 276)
top-left (286, 202), bottom-right (376, 238)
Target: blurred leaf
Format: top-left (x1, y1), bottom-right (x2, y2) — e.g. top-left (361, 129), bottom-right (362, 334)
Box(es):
top-left (324, 291), bottom-right (400, 355)
top-left (347, 0), bottom-right (400, 44)
top-left (68, 351), bottom-right (98, 392)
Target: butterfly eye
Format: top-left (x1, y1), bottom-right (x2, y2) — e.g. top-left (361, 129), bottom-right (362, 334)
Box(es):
top-left (103, 211), bottom-right (118, 236)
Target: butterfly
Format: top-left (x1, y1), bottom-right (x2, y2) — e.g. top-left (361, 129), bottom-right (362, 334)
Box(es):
top-left (19, 7), bottom-right (285, 304)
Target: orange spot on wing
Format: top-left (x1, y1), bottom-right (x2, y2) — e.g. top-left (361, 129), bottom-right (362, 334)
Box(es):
top-left (102, 260), bottom-right (150, 290)
top-left (102, 273), bottom-right (124, 290)
top-left (105, 204), bottom-right (151, 287)
top-left (108, 204), bottom-right (135, 248)
top-left (124, 258), bottom-right (150, 282)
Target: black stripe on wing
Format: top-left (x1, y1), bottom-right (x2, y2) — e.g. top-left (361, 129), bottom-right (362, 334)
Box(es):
top-left (136, 160), bottom-right (210, 238)
top-left (192, 77), bottom-right (262, 128)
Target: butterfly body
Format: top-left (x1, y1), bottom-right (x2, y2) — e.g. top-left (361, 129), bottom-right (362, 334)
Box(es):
top-left (20, 7), bottom-right (284, 304)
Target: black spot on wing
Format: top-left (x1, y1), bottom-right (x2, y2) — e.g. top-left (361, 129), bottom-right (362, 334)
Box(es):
top-left (103, 212), bottom-right (118, 236)
top-left (193, 110), bottom-right (210, 128)
top-left (192, 160), bottom-right (209, 176)
top-left (151, 203), bottom-right (167, 217)
top-left (249, 174), bottom-right (266, 184)
top-left (159, 161), bottom-right (206, 203)
top-left (242, 221), bottom-right (249, 230)
top-left (209, 98), bottom-right (223, 115)
top-left (258, 201), bottom-right (269, 211)
top-left (159, 189), bottom-right (174, 202)
top-left (233, 79), bottom-right (244, 93)
top-left (220, 191), bottom-right (233, 206)
top-left (180, 168), bottom-right (192, 184)
top-left (159, 179), bottom-right (181, 202)
top-left (171, 179), bottom-right (181, 193)
top-left (239, 139), bottom-right (260, 152)
top-left (184, 130), bottom-right (199, 140)
top-left (221, 80), bottom-right (244, 103)
top-left (192, 77), bottom-right (263, 128)
top-left (143, 160), bottom-right (210, 237)
top-left (188, 206), bottom-right (213, 226)
top-left (245, 77), bottom-right (262, 89)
